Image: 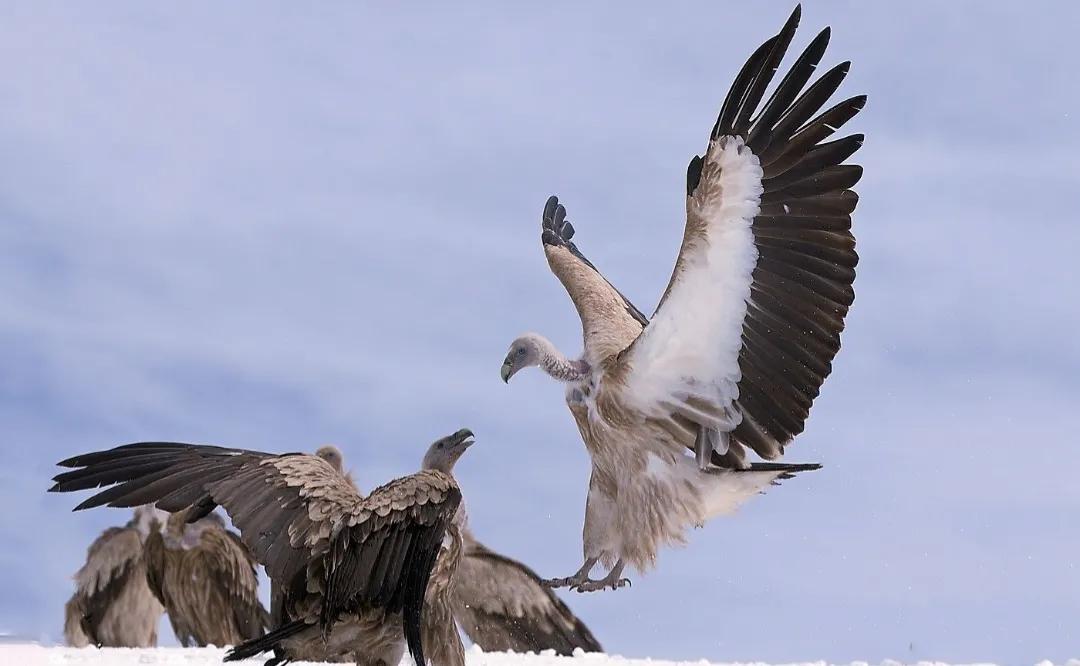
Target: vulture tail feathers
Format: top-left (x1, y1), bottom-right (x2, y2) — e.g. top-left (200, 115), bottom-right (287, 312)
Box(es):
top-left (224, 620), bottom-right (307, 662)
top-left (740, 461), bottom-right (823, 480)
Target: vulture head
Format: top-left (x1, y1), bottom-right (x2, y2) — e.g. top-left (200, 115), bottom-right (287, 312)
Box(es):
top-left (421, 428), bottom-right (475, 473)
top-left (500, 334), bottom-right (546, 383)
top-left (314, 445), bottom-right (345, 472)
top-left (131, 504), bottom-right (169, 538)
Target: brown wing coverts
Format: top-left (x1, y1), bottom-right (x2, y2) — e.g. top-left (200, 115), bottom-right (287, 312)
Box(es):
top-left (689, 5), bottom-right (864, 460)
top-left (51, 442), bottom-right (461, 666)
top-left (456, 541), bottom-right (602, 655)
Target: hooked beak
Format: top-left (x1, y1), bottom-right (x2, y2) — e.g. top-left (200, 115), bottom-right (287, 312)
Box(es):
top-left (500, 360), bottom-right (512, 383)
top-left (451, 428), bottom-right (475, 450)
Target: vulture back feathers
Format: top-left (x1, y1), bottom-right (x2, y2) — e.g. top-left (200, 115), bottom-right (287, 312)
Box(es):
top-left (63, 507), bottom-right (165, 647)
top-left (143, 510), bottom-right (270, 647)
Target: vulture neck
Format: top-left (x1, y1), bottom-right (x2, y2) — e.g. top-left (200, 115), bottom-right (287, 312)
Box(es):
top-left (535, 336), bottom-right (589, 382)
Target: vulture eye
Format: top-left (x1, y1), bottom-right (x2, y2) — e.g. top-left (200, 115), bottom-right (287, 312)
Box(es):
top-left (516, 348), bottom-right (527, 358)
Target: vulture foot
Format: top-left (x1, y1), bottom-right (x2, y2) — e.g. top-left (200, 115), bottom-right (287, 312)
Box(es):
top-left (553, 559), bottom-right (630, 593)
top-left (541, 557), bottom-right (598, 589)
top-left (573, 575), bottom-right (631, 593)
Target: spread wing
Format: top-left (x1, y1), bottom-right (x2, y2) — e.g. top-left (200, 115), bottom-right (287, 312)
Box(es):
top-left (453, 538), bottom-right (601, 655)
top-left (541, 196), bottom-right (648, 362)
top-left (51, 442), bottom-right (461, 666)
top-left (618, 6), bottom-right (864, 465)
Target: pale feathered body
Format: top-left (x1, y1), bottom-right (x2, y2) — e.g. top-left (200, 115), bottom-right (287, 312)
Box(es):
top-left (502, 6), bottom-right (862, 590)
top-left (144, 510), bottom-right (269, 647)
top-left (64, 506), bottom-right (166, 647)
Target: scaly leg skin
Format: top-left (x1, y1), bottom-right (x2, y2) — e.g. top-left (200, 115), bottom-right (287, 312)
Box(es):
top-left (542, 557), bottom-right (598, 589)
top-left (574, 559), bottom-right (631, 593)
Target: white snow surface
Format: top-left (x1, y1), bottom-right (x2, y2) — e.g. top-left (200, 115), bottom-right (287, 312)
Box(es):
top-left (5, 646), bottom-right (1079, 666)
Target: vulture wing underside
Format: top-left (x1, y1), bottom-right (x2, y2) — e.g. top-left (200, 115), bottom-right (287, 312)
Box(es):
top-left (621, 4), bottom-right (864, 466)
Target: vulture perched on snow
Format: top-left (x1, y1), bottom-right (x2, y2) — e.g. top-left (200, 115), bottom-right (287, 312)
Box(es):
top-left (143, 508), bottom-right (270, 646)
top-left (419, 438), bottom-right (602, 654)
top-left (63, 505), bottom-right (166, 647)
top-left (50, 435), bottom-right (474, 666)
top-left (500, 5), bottom-right (863, 592)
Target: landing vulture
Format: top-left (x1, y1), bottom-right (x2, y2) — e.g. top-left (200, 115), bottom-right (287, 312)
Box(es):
top-left (144, 509), bottom-right (270, 647)
top-left (49, 439), bottom-right (468, 666)
top-left (500, 5), bottom-right (863, 591)
top-left (63, 506), bottom-right (166, 647)
top-left (420, 438), bottom-right (602, 653)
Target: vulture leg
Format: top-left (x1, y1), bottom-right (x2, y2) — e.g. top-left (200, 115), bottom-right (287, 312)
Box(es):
top-left (541, 556), bottom-right (598, 590)
top-left (572, 559), bottom-right (630, 594)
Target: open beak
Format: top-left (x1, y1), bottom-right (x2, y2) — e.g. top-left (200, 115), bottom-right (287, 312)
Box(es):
top-left (500, 360), bottom-right (512, 383)
top-left (453, 428), bottom-right (475, 450)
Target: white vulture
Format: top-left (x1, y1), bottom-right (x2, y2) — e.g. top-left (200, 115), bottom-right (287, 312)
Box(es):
top-left (63, 505), bottom-right (167, 647)
top-left (49, 436), bottom-right (474, 666)
top-left (143, 508), bottom-right (270, 647)
top-left (500, 5), bottom-right (863, 592)
top-left (419, 437), bottom-right (602, 654)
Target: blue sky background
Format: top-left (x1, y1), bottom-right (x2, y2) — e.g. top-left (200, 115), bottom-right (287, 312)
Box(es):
top-left (1, 2), bottom-right (1077, 663)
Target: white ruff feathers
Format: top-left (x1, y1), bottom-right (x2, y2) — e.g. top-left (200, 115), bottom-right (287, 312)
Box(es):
top-left (624, 135), bottom-right (762, 430)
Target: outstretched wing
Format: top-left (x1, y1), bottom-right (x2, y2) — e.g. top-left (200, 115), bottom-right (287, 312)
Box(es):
top-left (541, 196), bottom-right (648, 362)
top-left (619, 5), bottom-right (863, 466)
top-left (51, 442), bottom-right (461, 666)
top-left (453, 538), bottom-right (602, 655)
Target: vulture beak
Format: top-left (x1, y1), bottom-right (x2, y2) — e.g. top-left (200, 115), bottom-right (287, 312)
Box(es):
top-left (453, 428), bottom-right (475, 450)
top-left (500, 359), bottom-right (512, 383)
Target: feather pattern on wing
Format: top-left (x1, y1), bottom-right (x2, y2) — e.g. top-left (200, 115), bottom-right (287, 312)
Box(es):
top-left (617, 4), bottom-right (863, 463)
top-left (453, 536), bottom-right (602, 654)
top-left (143, 511), bottom-right (269, 647)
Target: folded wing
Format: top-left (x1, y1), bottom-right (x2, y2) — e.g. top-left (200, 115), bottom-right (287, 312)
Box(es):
top-left (453, 538), bottom-right (602, 655)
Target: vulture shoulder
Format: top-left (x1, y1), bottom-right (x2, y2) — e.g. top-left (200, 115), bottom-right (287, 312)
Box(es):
top-left (51, 442), bottom-right (461, 666)
top-left (453, 538), bottom-right (601, 655)
top-left (611, 6), bottom-right (864, 465)
top-left (541, 196), bottom-right (647, 363)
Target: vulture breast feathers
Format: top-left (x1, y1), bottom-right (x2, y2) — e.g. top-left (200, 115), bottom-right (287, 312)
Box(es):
top-left (50, 443), bottom-right (461, 666)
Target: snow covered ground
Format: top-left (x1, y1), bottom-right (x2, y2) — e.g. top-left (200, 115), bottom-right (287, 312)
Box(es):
top-left (5, 646), bottom-right (1080, 666)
